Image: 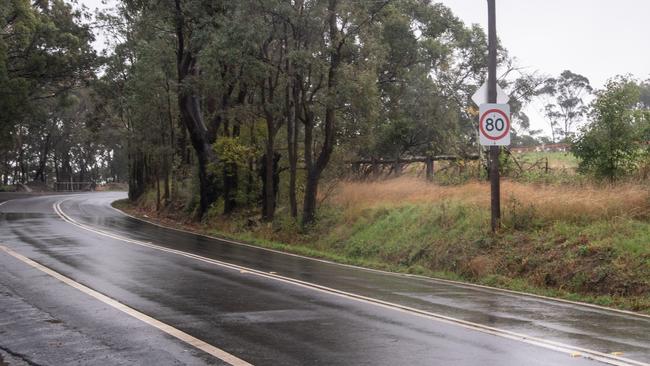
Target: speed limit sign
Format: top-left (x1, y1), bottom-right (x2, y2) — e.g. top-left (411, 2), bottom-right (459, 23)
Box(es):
top-left (479, 103), bottom-right (510, 146)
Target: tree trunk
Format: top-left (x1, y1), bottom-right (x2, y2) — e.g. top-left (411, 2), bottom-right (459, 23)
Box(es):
top-left (34, 133), bottom-right (51, 183)
top-left (262, 137), bottom-right (276, 221)
top-left (3, 153), bottom-right (9, 185)
top-left (302, 169), bottom-right (320, 225)
top-left (165, 76), bottom-right (175, 201)
top-left (246, 120), bottom-right (256, 205)
top-left (164, 161), bottom-right (170, 202)
top-left (301, 0), bottom-right (341, 227)
top-left (128, 151), bottom-right (145, 200)
top-left (175, 0), bottom-right (219, 218)
top-left (194, 142), bottom-right (219, 217)
top-left (302, 113), bottom-right (315, 224)
top-left (221, 117), bottom-right (234, 214)
top-left (285, 21), bottom-right (300, 218)
top-left (260, 65), bottom-right (282, 220)
top-left (287, 72), bottom-right (299, 218)
top-left (156, 168), bottom-right (161, 211)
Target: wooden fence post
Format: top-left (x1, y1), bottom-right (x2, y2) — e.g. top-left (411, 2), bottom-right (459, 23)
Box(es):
top-left (545, 157), bottom-right (549, 174)
top-left (425, 157), bottom-right (434, 181)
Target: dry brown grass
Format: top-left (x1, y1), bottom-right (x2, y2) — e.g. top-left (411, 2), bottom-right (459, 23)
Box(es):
top-left (329, 177), bottom-right (650, 222)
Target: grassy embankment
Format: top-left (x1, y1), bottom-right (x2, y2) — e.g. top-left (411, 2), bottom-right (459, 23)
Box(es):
top-left (115, 152), bottom-right (650, 314)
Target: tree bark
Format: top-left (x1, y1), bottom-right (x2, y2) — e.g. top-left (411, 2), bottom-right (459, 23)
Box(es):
top-left (286, 64), bottom-right (299, 218)
top-left (260, 63), bottom-right (283, 221)
top-left (165, 76), bottom-right (174, 201)
top-left (301, 0), bottom-right (341, 226)
top-left (260, 151), bottom-right (280, 220)
top-left (285, 18), bottom-right (300, 218)
top-left (263, 139), bottom-right (276, 220)
top-left (128, 151), bottom-right (145, 200)
top-left (34, 133), bottom-right (51, 183)
top-left (174, 0), bottom-right (219, 218)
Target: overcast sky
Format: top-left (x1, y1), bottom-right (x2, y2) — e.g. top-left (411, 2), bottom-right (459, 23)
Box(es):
top-left (442, 0), bottom-right (650, 134)
top-left (83, 0), bottom-right (650, 136)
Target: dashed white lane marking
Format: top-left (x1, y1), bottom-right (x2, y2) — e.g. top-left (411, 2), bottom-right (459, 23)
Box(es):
top-left (0, 244), bottom-right (252, 366)
top-left (52, 199), bottom-right (649, 366)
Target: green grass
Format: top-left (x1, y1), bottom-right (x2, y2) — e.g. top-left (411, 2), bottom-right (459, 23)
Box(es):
top-left (0, 185), bottom-right (15, 192)
top-left (115, 196), bottom-right (650, 315)
top-left (514, 151), bottom-right (579, 169)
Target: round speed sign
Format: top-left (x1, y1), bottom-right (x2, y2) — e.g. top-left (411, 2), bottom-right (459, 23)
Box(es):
top-left (479, 108), bottom-right (510, 141)
top-left (478, 104), bottom-right (511, 146)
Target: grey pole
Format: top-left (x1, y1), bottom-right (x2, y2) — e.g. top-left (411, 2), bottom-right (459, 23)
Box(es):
top-left (487, 0), bottom-right (500, 232)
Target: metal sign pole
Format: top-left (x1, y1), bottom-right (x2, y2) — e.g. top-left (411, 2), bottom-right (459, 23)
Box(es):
top-left (487, 0), bottom-right (500, 232)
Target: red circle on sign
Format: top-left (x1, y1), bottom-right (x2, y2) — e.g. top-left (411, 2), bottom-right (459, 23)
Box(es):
top-left (479, 109), bottom-right (510, 141)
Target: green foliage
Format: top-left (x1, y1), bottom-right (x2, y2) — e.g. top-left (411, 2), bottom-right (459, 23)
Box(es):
top-left (212, 137), bottom-right (256, 170)
top-left (573, 77), bottom-right (643, 181)
top-left (353, 0), bottom-right (487, 160)
top-left (0, 0), bottom-right (102, 185)
top-left (503, 195), bottom-right (538, 231)
top-left (541, 70), bottom-right (593, 142)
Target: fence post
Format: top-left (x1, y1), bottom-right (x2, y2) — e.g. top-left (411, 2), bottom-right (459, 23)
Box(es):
top-left (372, 158), bottom-right (380, 180)
top-left (545, 157), bottom-right (549, 174)
top-left (425, 157), bottom-right (434, 182)
top-left (393, 158), bottom-right (402, 177)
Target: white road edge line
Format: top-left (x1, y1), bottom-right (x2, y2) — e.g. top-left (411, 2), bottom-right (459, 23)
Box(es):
top-left (106, 195), bottom-right (650, 320)
top-left (54, 198), bottom-right (648, 366)
top-left (0, 243), bottom-right (252, 366)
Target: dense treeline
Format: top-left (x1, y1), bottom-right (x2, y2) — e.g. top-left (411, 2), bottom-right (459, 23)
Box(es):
top-left (1, 0), bottom-right (548, 223)
top-left (94, 0), bottom-right (547, 225)
top-left (10, 0), bottom-right (619, 226)
top-left (0, 0), bottom-right (126, 187)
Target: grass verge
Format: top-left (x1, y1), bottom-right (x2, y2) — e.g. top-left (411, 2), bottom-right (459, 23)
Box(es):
top-left (113, 178), bottom-right (650, 315)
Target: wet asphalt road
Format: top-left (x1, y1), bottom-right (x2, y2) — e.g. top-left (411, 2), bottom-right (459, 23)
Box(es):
top-left (0, 193), bottom-right (649, 365)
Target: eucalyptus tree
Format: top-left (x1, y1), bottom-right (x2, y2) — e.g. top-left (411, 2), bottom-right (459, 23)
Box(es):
top-left (199, 1), bottom-right (259, 215)
top-left (542, 70), bottom-right (593, 141)
top-left (0, 0), bottom-right (97, 184)
top-left (172, 0), bottom-right (229, 216)
top-left (289, 0), bottom-right (397, 226)
top-left (97, 1), bottom-right (180, 201)
top-left (95, 0), bottom-right (548, 230)
top-left (352, 1), bottom-right (488, 160)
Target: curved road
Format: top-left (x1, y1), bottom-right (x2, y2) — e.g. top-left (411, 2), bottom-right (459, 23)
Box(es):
top-left (1, 192), bottom-right (649, 365)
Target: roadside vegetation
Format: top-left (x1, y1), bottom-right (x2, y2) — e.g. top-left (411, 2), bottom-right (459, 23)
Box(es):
top-left (2, 0), bottom-right (649, 314)
top-left (117, 152), bottom-right (650, 315)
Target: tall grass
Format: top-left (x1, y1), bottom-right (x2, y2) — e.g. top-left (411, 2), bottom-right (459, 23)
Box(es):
top-left (329, 177), bottom-right (650, 223)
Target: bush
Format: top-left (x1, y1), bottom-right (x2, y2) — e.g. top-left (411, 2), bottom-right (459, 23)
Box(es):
top-left (573, 77), bottom-right (646, 181)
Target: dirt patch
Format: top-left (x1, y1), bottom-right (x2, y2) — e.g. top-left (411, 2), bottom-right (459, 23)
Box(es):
top-left (467, 255), bottom-right (498, 278)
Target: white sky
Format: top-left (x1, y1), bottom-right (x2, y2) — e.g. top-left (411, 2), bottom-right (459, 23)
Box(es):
top-left (82, 0), bottom-right (650, 137)
top-left (441, 0), bottom-right (650, 135)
